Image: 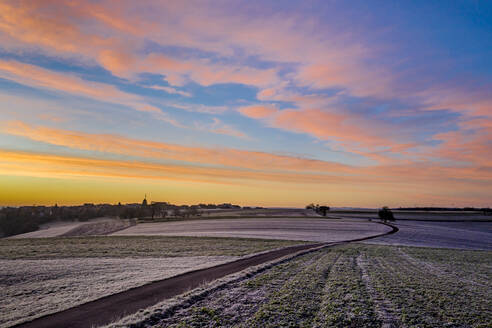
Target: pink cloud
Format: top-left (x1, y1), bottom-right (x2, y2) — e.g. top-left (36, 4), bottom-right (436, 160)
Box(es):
top-left (418, 87), bottom-right (492, 118)
top-left (2, 0), bottom-right (492, 203)
top-left (0, 1), bottom-right (386, 96)
top-left (0, 59), bottom-right (166, 114)
top-left (97, 49), bottom-right (138, 77)
top-left (272, 109), bottom-right (392, 149)
top-left (432, 125), bottom-right (492, 167)
top-left (239, 105), bottom-right (278, 119)
top-left (3, 0), bottom-right (490, 116)
top-left (239, 105), bottom-right (406, 160)
top-left (0, 2), bottom-right (279, 88)
top-left (0, 58), bottom-right (189, 129)
top-left (0, 59), bottom-right (135, 102)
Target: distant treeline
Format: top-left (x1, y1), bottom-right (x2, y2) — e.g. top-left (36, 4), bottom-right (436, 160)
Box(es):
top-left (0, 201), bottom-right (242, 237)
top-left (397, 207), bottom-right (491, 213)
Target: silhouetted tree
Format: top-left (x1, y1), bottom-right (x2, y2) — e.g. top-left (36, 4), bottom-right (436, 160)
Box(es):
top-left (318, 206), bottom-right (330, 216)
top-left (0, 208), bottom-right (39, 237)
top-left (378, 206), bottom-right (395, 222)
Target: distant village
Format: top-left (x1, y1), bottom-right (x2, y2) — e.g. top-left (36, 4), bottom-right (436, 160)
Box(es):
top-left (0, 197), bottom-right (251, 237)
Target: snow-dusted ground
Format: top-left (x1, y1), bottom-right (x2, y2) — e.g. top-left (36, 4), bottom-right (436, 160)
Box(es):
top-left (363, 220), bottom-right (492, 250)
top-left (8, 218), bottom-right (128, 239)
top-left (7, 221), bottom-right (86, 238)
top-left (111, 218), bottom-right (391, 242)
top-left (0, 256), bottom-right (239, 327)
top-left (328, 210), bottom-right (490, 221)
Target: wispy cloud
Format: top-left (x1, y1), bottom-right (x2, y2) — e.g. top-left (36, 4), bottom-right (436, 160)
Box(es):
top-left (1, 0), bottom-right (491, 206)
top-left (0, 59), bottom-right (156, 113)
top-left (167, 102), bottom-right (228, 114)
top-left (1, 121), bottom-right (283, 170)
top-left (203, 118), bottom-right (251, 140)
top-left (148, 85), bottom-right (192, 97)
top-left (3, 121), bottom-right (491, 185)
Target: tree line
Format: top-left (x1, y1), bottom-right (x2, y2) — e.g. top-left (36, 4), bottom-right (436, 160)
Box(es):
top-left (0, 201), bottom-right (241, 237)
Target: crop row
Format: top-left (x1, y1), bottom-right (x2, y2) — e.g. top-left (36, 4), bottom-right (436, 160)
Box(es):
top-left (161, 251), bottom-right (322, 327)
top-left (362, 246), bottom-right (491, 327)
top-left (145, 246), bottom-right (381, 328)
top-left (242, 251), bottom-right (338, 327)
top-left (400, 247), bottom-right (492, 288)
top-left (312, 251), bottom-right (380, 327)
top-left (109, 244), bottom-right (491, 328)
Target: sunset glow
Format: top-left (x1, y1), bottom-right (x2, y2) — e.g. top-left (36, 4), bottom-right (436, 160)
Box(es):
top-left (1, 1), bottom-right (491, 207)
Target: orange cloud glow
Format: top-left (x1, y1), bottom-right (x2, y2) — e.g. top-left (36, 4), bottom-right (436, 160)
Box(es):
top-left (1, 1), bottom-right (491, 207)
top-left (1, 121), bottom-right (347, 173)
top-left (3, 121), bottom-right (491, 187)
top-left (0, 147), bottom-right (490, 207)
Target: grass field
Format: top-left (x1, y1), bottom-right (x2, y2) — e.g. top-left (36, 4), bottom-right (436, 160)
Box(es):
top-left (120, 244), bottom-right (492, 328)
top-left (0, 235), bottom-right (306, 260)
top-left (0, 236), bottom-right (306, 327)
top-left (0, 256), bottom-right (243, 328)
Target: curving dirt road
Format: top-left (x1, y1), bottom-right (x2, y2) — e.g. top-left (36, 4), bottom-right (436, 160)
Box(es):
top-left (14, 223), bottom-right (397, 328)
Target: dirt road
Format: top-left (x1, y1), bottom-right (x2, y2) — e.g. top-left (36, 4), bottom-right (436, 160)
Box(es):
top-left (14, 223), bottom-right (397, 328)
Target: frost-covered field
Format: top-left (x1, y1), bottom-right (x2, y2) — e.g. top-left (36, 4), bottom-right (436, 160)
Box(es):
top-left (0, 236), bottom-right (305, 259)
top-left (8, 217), bottom-right (129, 239)
top-left (0, 256), bottom-right (239, 327)
top-left (328, 210), bottom-right (491, 221)
top-left (0, 236), bottom-right (304, 327)
top-left (112, 218), bottom-right (390, 242)
top-left (364, 220), bottom-right (492, 250)
top-left (200, 208), bottom-right (317, 217)
top-left (7, 221), bottom-right (86, 238)
top-left (112, 244), bottom-right (492, 328)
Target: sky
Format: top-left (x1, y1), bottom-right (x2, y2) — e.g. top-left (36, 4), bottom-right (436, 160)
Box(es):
top-left (0, 0), bottom-right (491, 207)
